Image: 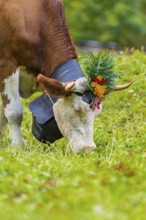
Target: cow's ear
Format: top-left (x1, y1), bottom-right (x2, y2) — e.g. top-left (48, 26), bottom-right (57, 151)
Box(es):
top-left (37, 74), bottom-right (67, 96)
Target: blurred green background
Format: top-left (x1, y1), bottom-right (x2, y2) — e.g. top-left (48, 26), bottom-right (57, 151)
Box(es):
top-left (63, 0), bottom-right (146, 49)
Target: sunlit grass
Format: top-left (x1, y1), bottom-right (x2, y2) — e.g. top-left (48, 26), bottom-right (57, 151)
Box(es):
top-left (0, 50), bottom-right (146, 220)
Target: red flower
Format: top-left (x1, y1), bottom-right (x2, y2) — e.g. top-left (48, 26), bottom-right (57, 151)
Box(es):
top-left (101, 78), bottom-right (106, 84)
top-left (92, 77), bottom-right (100, 83)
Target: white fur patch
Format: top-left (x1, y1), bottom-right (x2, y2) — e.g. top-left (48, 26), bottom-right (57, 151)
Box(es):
top-left (2, 68), bottom-right (24, 146)
top-left (53, 93), bottom-right (102, 152)
top-left (54, 77), bottom-right (102, 152)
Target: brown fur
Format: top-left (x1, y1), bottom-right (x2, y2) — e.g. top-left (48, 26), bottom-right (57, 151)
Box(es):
top-left (1, 94), bottom-right (10, 107)
top-left (37, 74), bottom-right (67, 96)
top-left (0, 0), bottom-right (77, 92)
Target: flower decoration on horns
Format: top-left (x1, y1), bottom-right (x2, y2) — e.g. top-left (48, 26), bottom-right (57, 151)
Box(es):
top-left (81, 52), bottom-right (119, 98)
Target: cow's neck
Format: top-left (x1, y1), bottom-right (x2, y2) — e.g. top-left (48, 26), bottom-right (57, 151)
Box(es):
top-left (37, 0), bottom-right (77, 76)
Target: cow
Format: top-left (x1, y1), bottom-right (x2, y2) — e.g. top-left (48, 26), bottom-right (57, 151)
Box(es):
top-left (0, 0), bottom-right (132, 152)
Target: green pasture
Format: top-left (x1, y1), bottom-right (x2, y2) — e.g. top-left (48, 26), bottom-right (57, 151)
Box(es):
top-left (0, 50), bottom-right (146, 220)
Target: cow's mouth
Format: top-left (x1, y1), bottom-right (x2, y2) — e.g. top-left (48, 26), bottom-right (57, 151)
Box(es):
top-left (70, 141), bottom-right (96, 153)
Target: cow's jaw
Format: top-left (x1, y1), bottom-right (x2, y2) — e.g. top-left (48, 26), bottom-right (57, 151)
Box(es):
top-left (53, 94), bottom-right (102, 152)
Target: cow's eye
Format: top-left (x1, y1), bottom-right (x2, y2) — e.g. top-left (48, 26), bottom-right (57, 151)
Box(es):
top-left (74, 108), bottom-right (81, 113)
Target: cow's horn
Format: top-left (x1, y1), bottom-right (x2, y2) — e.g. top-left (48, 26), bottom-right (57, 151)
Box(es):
top-left (109, 80), bottom-right (133, 91)
top-left (64, 82), bottom-right (75, 91)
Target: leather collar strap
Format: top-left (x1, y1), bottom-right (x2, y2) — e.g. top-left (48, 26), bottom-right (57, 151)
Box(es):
top-left (74, 90), bottom-right (95, 105)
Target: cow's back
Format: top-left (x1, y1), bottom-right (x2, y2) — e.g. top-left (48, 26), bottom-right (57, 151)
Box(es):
top-left (0, 0), bottom-right (41, 47)
top-left (0, 0), bottom-right (77, 83)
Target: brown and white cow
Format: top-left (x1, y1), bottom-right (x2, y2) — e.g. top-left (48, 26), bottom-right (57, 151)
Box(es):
top-left (0, 0), bottom-right (76, 146)
top-left (0, 0), bottom-right (132, 152)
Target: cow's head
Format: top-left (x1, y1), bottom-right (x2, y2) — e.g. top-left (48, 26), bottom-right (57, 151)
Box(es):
top-left (37, 74), bottom-right (132, 152)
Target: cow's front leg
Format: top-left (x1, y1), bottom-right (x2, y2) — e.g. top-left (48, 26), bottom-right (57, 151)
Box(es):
top-left (2, 68), bottom-right (25, 146)
top-left (0, 103), bottom-right (8, 137)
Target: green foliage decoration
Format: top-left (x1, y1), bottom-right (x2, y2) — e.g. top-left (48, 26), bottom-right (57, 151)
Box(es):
top-left (81, 52), bottom-right (119, 96)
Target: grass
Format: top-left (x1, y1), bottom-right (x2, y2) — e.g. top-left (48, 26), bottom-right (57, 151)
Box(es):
top-left (0, 49), bottom-right (146, 220)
